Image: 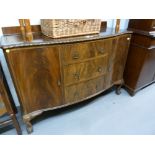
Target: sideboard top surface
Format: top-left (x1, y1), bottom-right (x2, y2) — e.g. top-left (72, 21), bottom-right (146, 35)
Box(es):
top-left (0, 28), bottom-right (132, 49)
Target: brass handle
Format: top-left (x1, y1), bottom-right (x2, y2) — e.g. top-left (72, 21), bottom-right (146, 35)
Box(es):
top-left (74, 92), bottom-right (79, 98)
top-left (73, 72), bottom-right (80, 80)
top-left (98, 67), bottom-right (102, 73)
top-left (57, 80), bottom-right (61, 86)
top-left (98, 47), bottom-right (104, 53)
top-left (72, 52), bottom-right (79, 59)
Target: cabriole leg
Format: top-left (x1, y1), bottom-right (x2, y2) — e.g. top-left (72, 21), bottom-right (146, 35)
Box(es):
top-left (23, 115), bottom-right (33, 134)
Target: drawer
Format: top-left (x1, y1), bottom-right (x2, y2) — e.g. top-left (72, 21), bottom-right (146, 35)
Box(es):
top-left (131, 34), bottom-right (155, 48)
top-left (61, 42), bottom-right (96, 64)
top-left (94, 38), bottom-right (113, 56)
top-left (65, 76), bottom-right (106, 104)
top-left (61, 38), bottom-right (113, 64)
top-left (63, 55), bottom-right (108, 86)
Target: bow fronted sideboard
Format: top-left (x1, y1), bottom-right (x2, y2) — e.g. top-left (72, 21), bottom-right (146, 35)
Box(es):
top-left (0, 26), bottom-right (132, 133)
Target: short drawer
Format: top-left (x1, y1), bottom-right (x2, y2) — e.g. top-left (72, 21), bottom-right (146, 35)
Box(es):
top-left (61, 42), bottom-right (96, 64)
top-left (94, 38), bottom-right (113, 56)
top-left (65, 76), bottom-right (106, 104)
top-left (61, 38), bottom-right (113, 64)
top-left (63, 55), bottom-right (108, 86)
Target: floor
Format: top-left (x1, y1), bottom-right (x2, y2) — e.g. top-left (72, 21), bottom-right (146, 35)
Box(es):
top-left (1, 84), bottom-right (155, 135)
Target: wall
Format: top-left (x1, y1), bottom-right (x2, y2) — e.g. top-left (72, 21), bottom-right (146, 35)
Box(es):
top-left (0, 19), bottom-right (40, 35)
top-left (0, 19), bottom-right (129, 106)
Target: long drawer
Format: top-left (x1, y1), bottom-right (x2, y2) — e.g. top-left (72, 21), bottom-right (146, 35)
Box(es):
top-left (64, 76), bottom-right (106, 104)
top-left (63, 55), bottom-right (108, 86)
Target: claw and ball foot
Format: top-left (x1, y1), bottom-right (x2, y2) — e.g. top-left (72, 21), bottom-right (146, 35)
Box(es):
top-left (23, 115), bottom-right (33, 134)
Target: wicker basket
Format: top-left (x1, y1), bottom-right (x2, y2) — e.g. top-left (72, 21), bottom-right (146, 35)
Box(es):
top-left (40, 19), bottom-right (101, 38)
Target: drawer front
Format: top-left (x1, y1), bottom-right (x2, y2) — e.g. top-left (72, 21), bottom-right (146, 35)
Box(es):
top-left (65, 76), bottom-right (106, 104)
top-left (131, 34), bottom-right (155, 48)
top-left (63, 55), bottom-right (108, 86)
top-left (61, 38), bottom-right (112, 64)
top-left (62, 42), bottom-right (96, 64)
top-left (94, 38), bottom-right (113, 56)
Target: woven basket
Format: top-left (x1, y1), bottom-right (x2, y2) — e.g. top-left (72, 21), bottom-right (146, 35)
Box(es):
top-left (40, 19), bottom-right (101, 38)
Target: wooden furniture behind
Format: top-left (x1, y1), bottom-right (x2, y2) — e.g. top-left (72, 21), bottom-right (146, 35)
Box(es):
top-left (128, 19), bottom-right (155, 32)
top-left (0, 26), bottom-right (131, 133)
top-left (0, 63), bottom-right (22, 134)
top-left (124, 19), bottom-right (155, 96)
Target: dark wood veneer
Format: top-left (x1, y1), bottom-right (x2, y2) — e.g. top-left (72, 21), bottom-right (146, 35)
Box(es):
top-left (1, 28), bottom-right (131, 133)
top-left (124, 19), bottom-right (155, 96)
top-left (128, 19), bottom-right (155, 32)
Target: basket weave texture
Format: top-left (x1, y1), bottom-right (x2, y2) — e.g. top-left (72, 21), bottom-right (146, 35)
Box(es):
top-left (40, 19), bottom-right (101, 38)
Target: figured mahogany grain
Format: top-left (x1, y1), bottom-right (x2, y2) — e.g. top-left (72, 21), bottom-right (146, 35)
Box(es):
top-left (63, 55), bottom-right (108, 86)
top-left (65, 76), bottom-right (106, 103)
top-left (5, 46), bottom-right (63, 114)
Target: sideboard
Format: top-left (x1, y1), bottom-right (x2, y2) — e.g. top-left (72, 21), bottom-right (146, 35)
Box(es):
top-left (124, 19), bottom-right (155, 96)
top-left (0, 27), bottom-right (132, 133)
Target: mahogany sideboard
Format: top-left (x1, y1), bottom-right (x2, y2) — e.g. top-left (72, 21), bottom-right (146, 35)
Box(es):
top-left (0, 62), bottom-right (22, 134)
top-left (0, 27), bottom-right (131, 133)
top-left (124, 19), bottom-right (155, 96)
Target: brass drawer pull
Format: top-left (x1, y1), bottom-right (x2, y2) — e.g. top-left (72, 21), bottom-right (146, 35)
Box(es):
top-left (98, 67), bottom-right (102, 73)
top-left (57, 80), bottom-right (61, 86)
top-left (98, 47), bottom-right (104, 53)
top-left (73, 72), bottom-right (80, 80)
top-left (72, 52), bottom-right (79, 59)
top-left (74, 92), bottom-right (79, 97)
